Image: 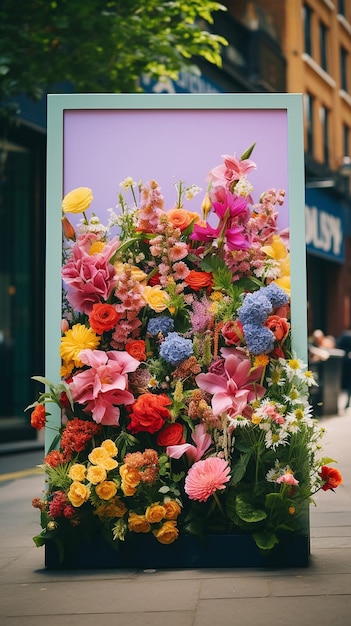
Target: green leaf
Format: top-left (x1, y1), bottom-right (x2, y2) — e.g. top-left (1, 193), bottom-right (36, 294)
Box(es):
top-left (235, 494), bottom-right (267, 523)
top-left (231, 451), bottom-right (252, 484)
top-left (253, 531), bottom-right (279, 551)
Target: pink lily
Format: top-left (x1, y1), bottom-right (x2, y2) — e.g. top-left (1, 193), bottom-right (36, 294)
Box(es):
top-left (166, 423), bottom-right (212, 463)
top-left (207, 154), bottom-right (257, 188)
top-left (196, 353), bottom-right (265, 416)
top-left (69, 348), bottom-right (140, 425)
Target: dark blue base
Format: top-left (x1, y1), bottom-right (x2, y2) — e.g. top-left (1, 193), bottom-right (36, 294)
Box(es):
top-left (45, 532), bottom-right (310, 569)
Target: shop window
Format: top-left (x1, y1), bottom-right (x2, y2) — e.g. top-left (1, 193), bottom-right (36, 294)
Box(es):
top-left (343, 123), bottom-right (350, 158)
top-left (338, 0), bottom-right (346, 17)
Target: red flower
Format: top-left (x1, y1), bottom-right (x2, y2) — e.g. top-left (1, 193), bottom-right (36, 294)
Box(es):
top-left (89, 303), bottom-right (120, 334)
top-left (126, 339), bottom-right (147, 361)
top-left (128, 393), bottom-right (172, 434)
top-left (44, 450), bottom-right (66, 467)
top-left (264, 315), bottom-right (290, 342)
top-left (157, 423), bottom-right (185, 447)
top-left (319, 466), bottom-right (343, 491)
top-left (221, 320), bottom-right (244, 345)
top-left (30, 404), bottom-right (46, 430)
top-left (185, 270), bottom-right (213, 291)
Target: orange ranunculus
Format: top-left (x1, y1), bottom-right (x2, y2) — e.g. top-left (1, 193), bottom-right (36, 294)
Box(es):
top-left (67, 481), bottom-right (90, 507)
top-left (89, 303), bottom-right (120, 334)
top-left (86, 465), bottom-right (107, 484)
top-left (167, 208), bottom-right (200, 232)
top-left (264, 315), bottom-right (290, 342)
top-left (126, 339), bottom-right (146, 361)
top-left (68, 463), bottom-right (87, 482)
top-left (30, 404), bottom-right (46, 430)
top-left (119, 464), bottom-right (141, 493)
top-left (127, 393), bottom-right (172, 434)
top-left (152, 520), bottom-right (179, 544)
top-left (184, 270), bottom-right (213, 291)
top-left (319, 466), bottom-right (343, 491)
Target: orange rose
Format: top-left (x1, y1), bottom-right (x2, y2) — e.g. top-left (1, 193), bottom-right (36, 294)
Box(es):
top-left (127, 393), bottom-right (172, 434)
top-left (145, 503), bottom-right (166, 523)
top-left (264, 315), bottom-right (290, 342)
top-left (89, 303), bottom-right (120, 334)
top-left (163, 500), bottom-right (182, 520)
top-left (126, 339), bottom-right (146, 361)
top-left (152, 520), bottom-right (179, 544)
top-left (184, 270), bottom-right (213, 291)
top-left (128, 512), bottom-right (151, 533)
top-left (95, 480), bottom-right (117, 500)
top-left (167, 208), bottom-right (200, 232)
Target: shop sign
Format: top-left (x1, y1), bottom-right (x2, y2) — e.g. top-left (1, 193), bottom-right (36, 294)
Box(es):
top-left (305, 190), bottom-right (345, 263)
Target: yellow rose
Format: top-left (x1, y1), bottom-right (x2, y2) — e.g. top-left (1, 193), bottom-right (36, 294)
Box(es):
top-left (145, 503), bottom-right (166, 524)
top-left (95, 481), bottom-right (117, 500)
top-left (128, 512), bottom-right (151, 533)
top-left (68, 463), bottom-right (86, 482)
top-left (62, 187), bottom-right (93, 214)
top-left (121, 481), bottom-right (137, 496)
top-left (152, 520), bottom-right (179, 544)
top-left (95, 498), bottom-right (127, 518)
top-left (142, 285), bottom-right (169, 313)
top-left (68, 481), bottom-right (90, 507)
top-left (87, 465), bottom-right (107, 484)
top-left (163, 500), bottom-right (182, 520)
top-left (119, 464), bottom-right (141, 488)
top-left (88, 447), bottom-right (118, 470)
top-left (101, 439), bottom-right (118, 458)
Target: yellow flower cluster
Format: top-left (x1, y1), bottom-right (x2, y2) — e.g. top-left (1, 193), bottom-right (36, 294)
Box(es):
top-left (67, 440), bottom-right (119, 506)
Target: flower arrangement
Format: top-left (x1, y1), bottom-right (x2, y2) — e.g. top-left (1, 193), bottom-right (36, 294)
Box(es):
top-left (28, 144), bottom-right (342, 562)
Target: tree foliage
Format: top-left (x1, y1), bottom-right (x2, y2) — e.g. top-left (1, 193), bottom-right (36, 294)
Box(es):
top-left (0, 0), bottom-right (227, 101)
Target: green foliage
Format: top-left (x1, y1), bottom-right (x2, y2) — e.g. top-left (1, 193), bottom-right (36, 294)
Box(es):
top-left (0, 0), bottom-right (227, 101)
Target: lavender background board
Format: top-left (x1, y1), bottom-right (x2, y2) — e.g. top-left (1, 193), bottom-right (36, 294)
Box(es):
top-left (63, 108), bottom-right (289, 230)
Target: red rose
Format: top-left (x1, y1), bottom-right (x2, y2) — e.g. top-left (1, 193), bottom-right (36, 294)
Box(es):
top-left (319, 466), bottom-right (343, 491)
top-left (128, 393), bottom-right (172, 434)
top-left (221, 320), bottom-right (244, 345)
top-left (89, 303), bottom-right (120, 334)
top-left (185, 270), bottom-right (213, 291)
top-left (264, 315), bottom-right (290, 342)
top-left (157, 423), bottom-right (185, 447)
top-left (125, 339), bottom-right (146, 361)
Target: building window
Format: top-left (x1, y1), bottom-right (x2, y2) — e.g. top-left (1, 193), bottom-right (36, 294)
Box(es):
top-left (343, 124), bottom-right (350, 158)
top-left (303, 4), bottom-right (312, 56)
top-left (338, 0), bottom-right (346, 17)
top-left (319, 21), bottom-right (328, 72)
top-left (305, 93), bottom-right (314, 155)
top-left (320, 106), bottom-right (329, 165)
top-left (341, 47), bottom-right (348, 92)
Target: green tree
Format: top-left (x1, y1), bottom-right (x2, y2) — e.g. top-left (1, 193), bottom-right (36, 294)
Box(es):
top-left (0, 0), bottom-right (227, 101)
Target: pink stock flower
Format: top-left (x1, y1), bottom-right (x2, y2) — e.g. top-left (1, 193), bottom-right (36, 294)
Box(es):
top-left (184, 456), bottom-right (231, 502)
top-left (195, 352), bottom-right (265, 416)
top-left (61, 235), bottom-right (120, 314)
top-left (166, 423), bottom-right (212, 463)
top-left (69, 348), bottom-right (140, 425)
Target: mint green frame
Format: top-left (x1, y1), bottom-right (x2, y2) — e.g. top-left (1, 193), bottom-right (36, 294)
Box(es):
top-left (45, 93), bottom-right (306, 452)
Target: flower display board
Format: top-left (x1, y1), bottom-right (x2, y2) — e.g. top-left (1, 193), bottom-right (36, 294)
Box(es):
top-left (30, 93), bottom-right (342, 569)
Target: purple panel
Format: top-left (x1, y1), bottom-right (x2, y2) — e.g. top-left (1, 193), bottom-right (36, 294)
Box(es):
top-left (63, 109), bottom-right (289, 230)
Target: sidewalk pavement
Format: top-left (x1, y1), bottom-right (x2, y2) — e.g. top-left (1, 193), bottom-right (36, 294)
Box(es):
top-left (0, 411), bottom-right (350, 626)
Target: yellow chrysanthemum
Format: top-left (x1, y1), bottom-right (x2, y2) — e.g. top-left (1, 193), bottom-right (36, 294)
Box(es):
top-left (253, 354), bottom-right (270, 368)
top-left (60, 323), bottom-right (100, 368)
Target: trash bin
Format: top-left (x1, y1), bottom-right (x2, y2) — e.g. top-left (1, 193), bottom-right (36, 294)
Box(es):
top-left (309, 348), bottom-right (345, 416)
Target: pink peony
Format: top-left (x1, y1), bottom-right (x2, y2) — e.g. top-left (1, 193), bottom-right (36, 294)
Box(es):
top-left (184, 456), bottom-right (231, 502)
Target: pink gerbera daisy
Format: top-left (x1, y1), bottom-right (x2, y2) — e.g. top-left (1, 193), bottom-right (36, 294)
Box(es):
top-left (184, 456), bottom-right (230, 502)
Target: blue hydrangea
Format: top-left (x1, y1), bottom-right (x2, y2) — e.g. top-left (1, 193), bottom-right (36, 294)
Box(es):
top-left (258, 283), bottom-right (288, 309)
top-left (242, 323), bottom-right (275, 355)
top-left (159, 332), bottom-right (193, 365)
top-left (238, 293), bottom-right (272, 325)
top-left (147, 316), bottom-right (175, 337)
